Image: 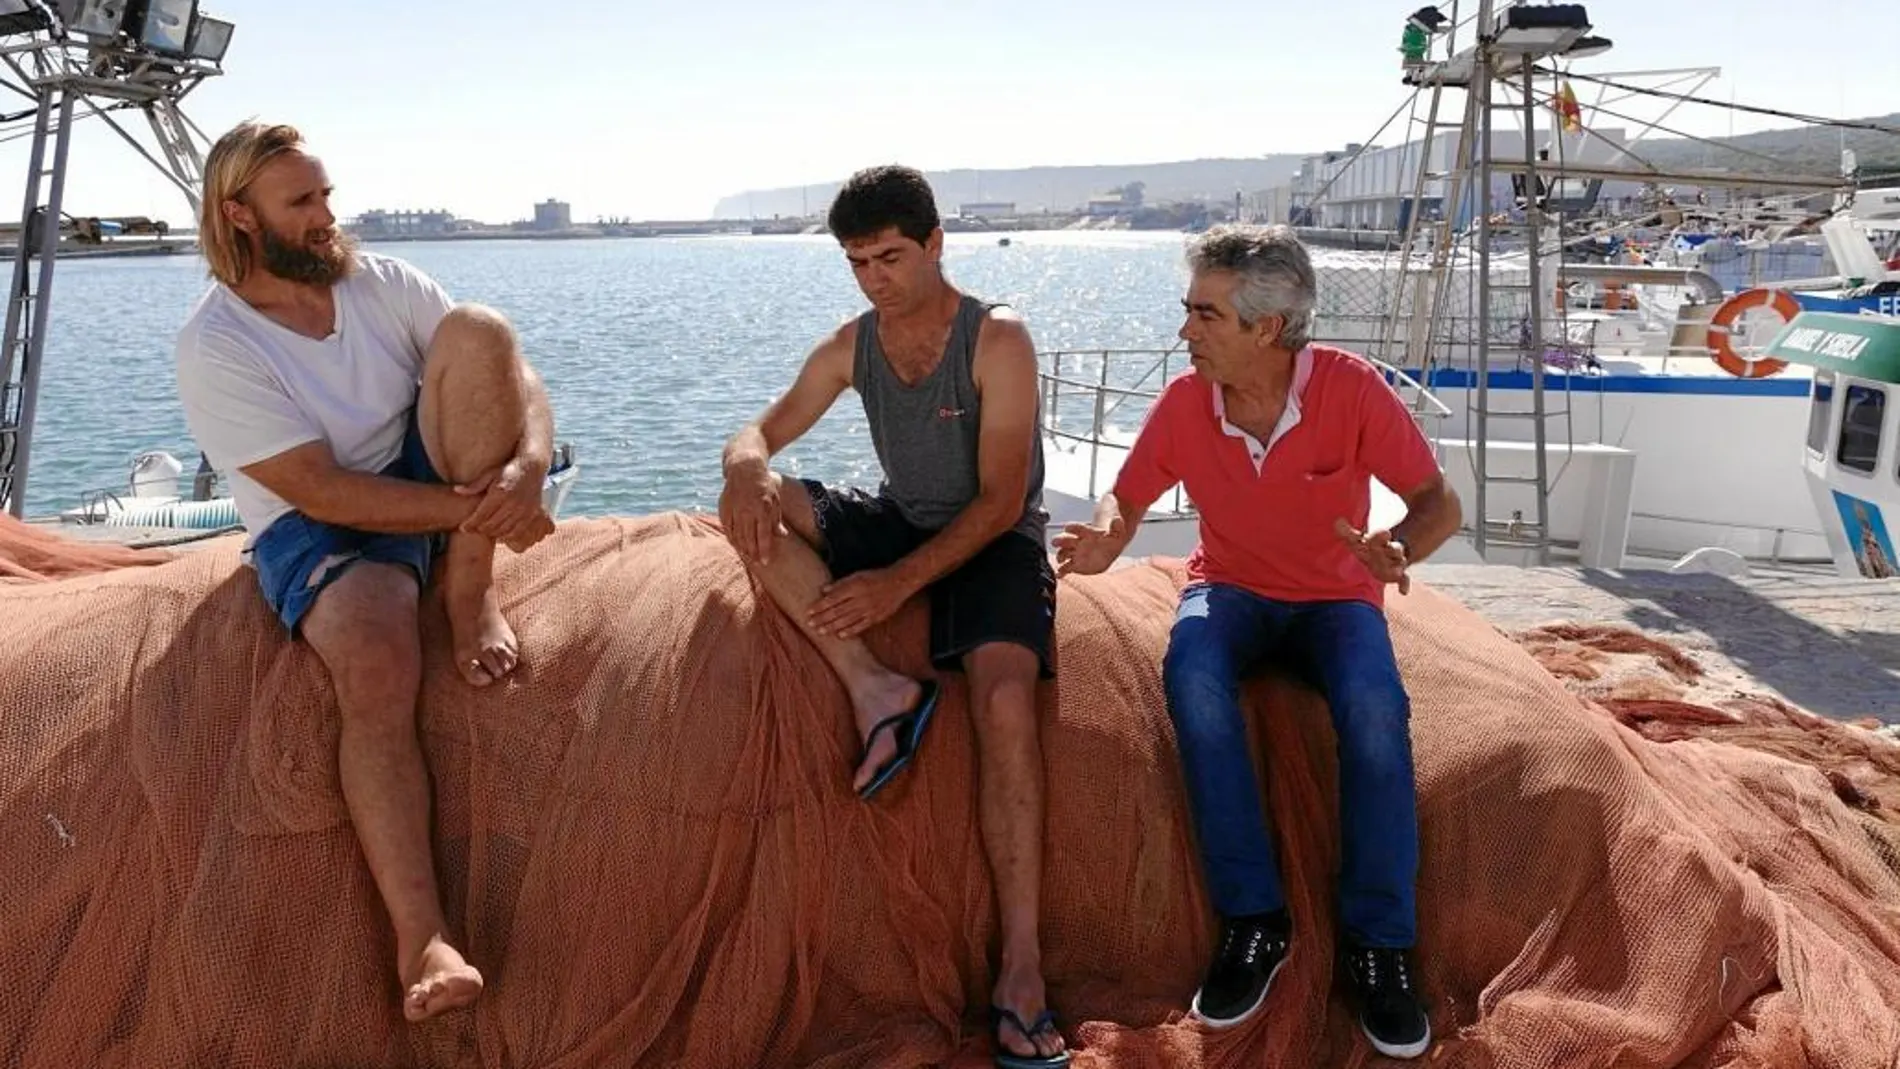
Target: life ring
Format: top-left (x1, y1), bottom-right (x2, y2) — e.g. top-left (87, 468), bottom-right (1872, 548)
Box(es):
top-left (1707, 288), bottom-right (1797, 378)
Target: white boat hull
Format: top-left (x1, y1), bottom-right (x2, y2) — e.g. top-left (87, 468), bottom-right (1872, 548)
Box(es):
top-left (1040, 364), bottom-right (1827, 566)
top-left (1419, 365), bottom-right (1825, 560)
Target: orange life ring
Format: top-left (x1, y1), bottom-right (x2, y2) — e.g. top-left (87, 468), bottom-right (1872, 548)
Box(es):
top-left (1706, 288), bottom-right (1797, 378)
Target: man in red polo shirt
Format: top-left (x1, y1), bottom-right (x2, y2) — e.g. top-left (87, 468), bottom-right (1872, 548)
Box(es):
top-left (1054, 224), bottom-right (1460, 1059)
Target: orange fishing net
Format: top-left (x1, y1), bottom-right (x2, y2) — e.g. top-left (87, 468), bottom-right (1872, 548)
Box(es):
top-left (1516, 622), bottom-right (1900, 834)
top-left (3, 513), bottom-right (1897, 1068)
top-left (0, 512), bottom-right (173, 581)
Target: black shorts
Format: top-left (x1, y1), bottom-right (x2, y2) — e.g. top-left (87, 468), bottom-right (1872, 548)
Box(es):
top-left (801, 480), bottom-right (1056, 678)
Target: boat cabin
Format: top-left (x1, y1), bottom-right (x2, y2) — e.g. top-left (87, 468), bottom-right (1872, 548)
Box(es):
top-left (1771, 311), bottom-right (1900, 579)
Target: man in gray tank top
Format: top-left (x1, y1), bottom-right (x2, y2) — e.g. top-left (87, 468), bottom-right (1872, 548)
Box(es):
top-left (720, 165), bottom-right (1068, 1068)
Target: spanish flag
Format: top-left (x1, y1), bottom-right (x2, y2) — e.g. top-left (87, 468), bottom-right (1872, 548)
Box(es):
top-left (1555, 80), bottom-right (1582, 134)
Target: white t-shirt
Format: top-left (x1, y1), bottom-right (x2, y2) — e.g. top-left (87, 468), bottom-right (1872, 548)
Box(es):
top-left (174, 252), bottom-right (455, 545)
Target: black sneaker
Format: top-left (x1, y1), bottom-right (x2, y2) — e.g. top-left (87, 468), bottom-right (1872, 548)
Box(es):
top-left (1190, 911), bottom-right (1291, 1028)
top-left (1341, 944), bottom-right (1431, 1059)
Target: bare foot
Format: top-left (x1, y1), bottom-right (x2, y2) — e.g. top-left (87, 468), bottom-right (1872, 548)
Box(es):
top-left (994, 967), bottom-right (1066, 1061)
top-left (447, 584), bottom-right (518, 687)
top-left (401, 936), bottom-right (483, 1022)
top-left (848, 675), bottom-right (922, 793)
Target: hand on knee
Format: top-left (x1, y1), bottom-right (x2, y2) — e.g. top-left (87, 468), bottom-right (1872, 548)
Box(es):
top-left (719, 468), bottom-right (795, 564)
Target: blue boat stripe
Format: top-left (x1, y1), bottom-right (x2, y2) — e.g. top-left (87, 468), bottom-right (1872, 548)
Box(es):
top-left (1403, 368), bottom-right (1813, 397)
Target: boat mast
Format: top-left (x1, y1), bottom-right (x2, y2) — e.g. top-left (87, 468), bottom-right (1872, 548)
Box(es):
top-left (0, 0), bottom-right (230, 518)
top-left (1392, 0), bottom-right (1597, 564)
top-left (1377, 1), bottom-right (1847, 564)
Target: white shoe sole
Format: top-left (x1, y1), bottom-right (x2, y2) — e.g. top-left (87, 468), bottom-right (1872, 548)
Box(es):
top-left (1362, 1018), bottom-right (1432, 1059)
top-left (1189, 956), bottom-right (1287, 1030)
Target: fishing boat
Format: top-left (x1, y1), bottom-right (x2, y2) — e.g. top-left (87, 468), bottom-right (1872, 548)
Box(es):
top-left (1763, 308), bottom-right (1900, 579)
top-left (1036, 2), bottom-right (1894, 570)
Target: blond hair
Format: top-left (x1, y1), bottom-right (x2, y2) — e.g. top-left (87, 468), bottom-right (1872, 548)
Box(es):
top-left (199, 121), bottom-right (306, 286)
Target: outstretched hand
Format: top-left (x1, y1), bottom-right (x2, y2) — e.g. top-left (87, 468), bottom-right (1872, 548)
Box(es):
top-left (1052, 516), bottom-right (1126, 576)
top-left (1335, 517), bottom-right (1410, 595)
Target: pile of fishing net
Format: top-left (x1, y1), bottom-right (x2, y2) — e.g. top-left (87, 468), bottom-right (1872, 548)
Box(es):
top-left (3, 510), bottom-right (1896, 1068)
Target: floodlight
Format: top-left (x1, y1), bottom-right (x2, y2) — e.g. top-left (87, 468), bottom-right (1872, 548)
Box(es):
top-left (1489, 3), bottom-right (1590, 55)
top-left (183, 9), bottom-right (228, 61)
top-left (0, 0), bottom-right (53, 35)
top-left (1563, 34), bottom-right (1613, 59)
top-left (134, 0), bottom-right (193, 53)
top-left (55, 0), bottom-right (127, 39)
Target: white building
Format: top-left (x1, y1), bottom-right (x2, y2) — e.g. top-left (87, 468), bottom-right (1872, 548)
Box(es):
top-left (958, 201), bottom-right (1017, 220)
top-left (349, 209), bottom-right (457, 237)
top-left (1274, 127), bottom-right (1644, 230)
top-left (532, 199), bottom-right (572, 231)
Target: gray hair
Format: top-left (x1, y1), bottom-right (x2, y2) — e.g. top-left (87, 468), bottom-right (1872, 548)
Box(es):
top-left (1186, 223), bottom-right (1316, 351)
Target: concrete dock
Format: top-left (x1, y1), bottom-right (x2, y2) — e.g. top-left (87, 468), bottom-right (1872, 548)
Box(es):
top-left (1416, 561), bottom-right (1900, 723)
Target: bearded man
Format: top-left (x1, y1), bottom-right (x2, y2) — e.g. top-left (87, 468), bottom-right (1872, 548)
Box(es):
top-left (174, 121), bottom-right (556, 1021)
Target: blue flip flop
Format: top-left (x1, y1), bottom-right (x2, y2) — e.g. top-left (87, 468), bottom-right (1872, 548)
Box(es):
top-left (855, 679), bottom-right (941, 800)
top-left (990, 1005), bottom-right (1073, 1069)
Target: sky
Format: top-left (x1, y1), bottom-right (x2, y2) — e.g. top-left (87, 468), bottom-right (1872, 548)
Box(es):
top-left (1, 0), bottom-right (1890, 227)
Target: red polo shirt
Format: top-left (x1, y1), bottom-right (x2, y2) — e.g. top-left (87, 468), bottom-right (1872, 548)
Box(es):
top-left (1112, 345), bottom-right (1441, 607)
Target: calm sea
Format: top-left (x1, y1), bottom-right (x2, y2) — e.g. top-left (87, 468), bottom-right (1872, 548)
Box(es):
top-left (19, 230), bottom-right (1197, 518)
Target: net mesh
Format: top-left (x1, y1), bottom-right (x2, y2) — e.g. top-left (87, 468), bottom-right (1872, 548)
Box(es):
top-left (3, 511), bottom-right (1898, 1068)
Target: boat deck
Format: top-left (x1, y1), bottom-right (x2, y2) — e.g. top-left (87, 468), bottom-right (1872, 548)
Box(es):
top-left (25, 518), bottom-right (238, 550)
top-left (1416, 560), bottom-right (1900, 723)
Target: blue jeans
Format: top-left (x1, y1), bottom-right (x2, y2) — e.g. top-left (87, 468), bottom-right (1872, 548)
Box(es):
top-left (1162, 582), bottom-right (1420, 948)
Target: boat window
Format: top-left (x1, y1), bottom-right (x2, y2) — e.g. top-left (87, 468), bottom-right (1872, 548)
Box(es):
top-left (1836, 383), bottom-right (1886, 475)
top-left (1806, 372), bottom-right (1833, 456)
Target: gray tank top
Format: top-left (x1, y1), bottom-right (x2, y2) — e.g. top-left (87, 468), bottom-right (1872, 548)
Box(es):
top-left (853, 294), bottom-right (1047, 543)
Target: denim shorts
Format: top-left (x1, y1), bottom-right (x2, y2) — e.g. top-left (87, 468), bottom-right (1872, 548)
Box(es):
top-left (249, 407), bottom-right (441, 634)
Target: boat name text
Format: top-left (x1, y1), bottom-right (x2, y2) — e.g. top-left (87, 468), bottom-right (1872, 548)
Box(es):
top-left (1781, 327), bottom-right (1871, 361)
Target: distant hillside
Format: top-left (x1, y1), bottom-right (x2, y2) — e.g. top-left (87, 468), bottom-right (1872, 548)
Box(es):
top-left (711, 156), bottom-right (1307, 220)
top-left (1629, 113), bottom-right (1900, 180)
top-left (711, 113), bottom-right (1899, 221)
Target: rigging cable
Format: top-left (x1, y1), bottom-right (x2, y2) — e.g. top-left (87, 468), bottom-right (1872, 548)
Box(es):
top-left (1534, 68), bottom-right (1900, 138)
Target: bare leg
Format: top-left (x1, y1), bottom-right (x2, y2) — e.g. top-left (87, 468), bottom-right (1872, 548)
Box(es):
top-left (418, 304), bottom-right (529, 687)
top-left (301, 561), bottom-right (481, 1022)
top-left (749, 473), bottom-right (924, 792)
top-left (967, 642), bottom-right (1065, 1060)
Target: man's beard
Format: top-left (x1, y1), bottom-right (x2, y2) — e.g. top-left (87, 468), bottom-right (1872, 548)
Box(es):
top-left (258, 225), bottom-right (357, 286)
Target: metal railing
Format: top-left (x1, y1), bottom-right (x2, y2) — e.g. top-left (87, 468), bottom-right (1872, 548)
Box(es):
top-left (1039, 347), bottom-right (1189, 511)
top-left (1627, 509), bottom-right (1829, 565)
